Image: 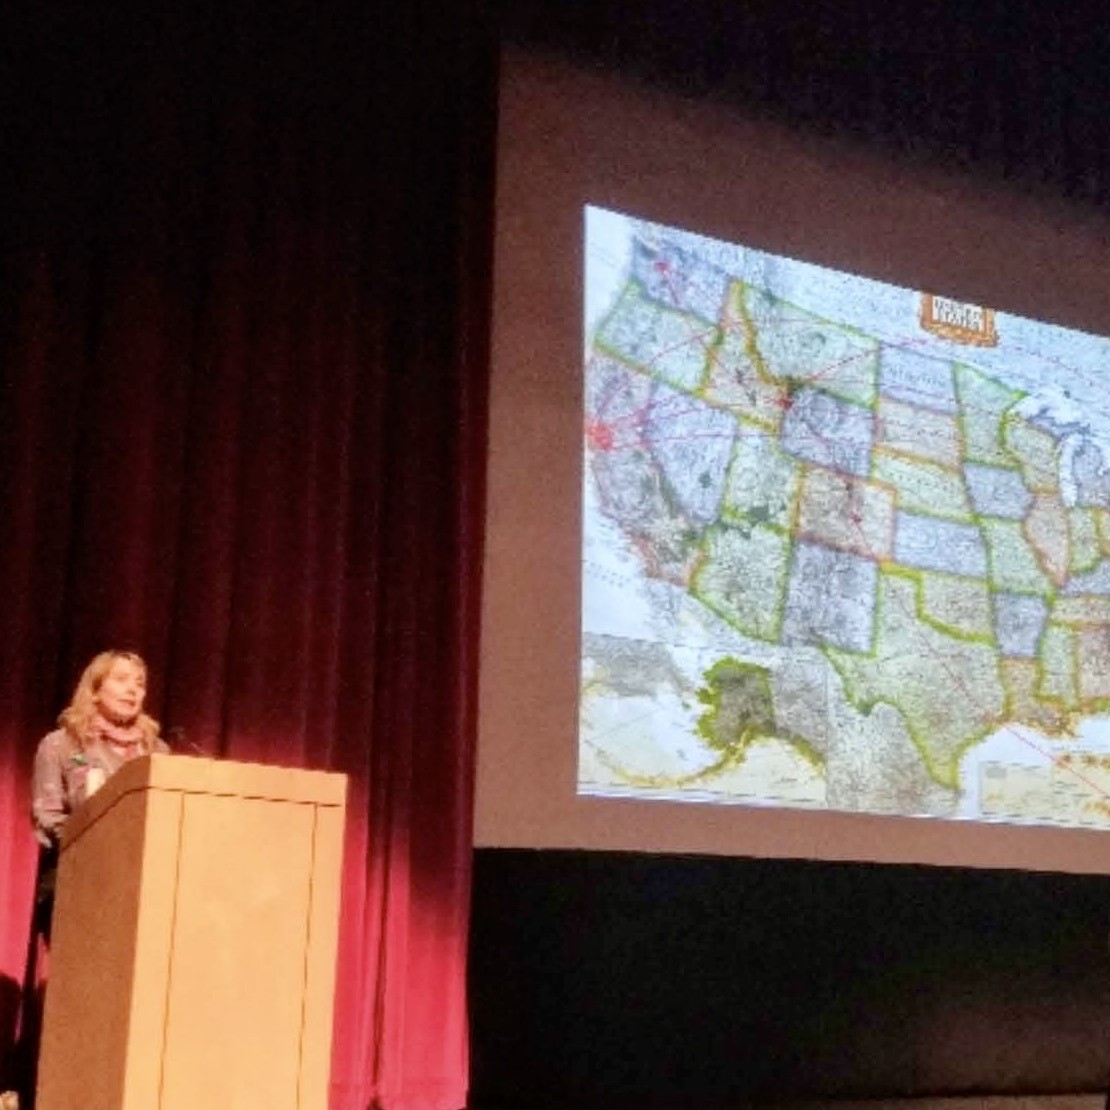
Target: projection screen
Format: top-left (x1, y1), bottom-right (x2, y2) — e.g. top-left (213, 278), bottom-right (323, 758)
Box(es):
top-left (475, 45), bottom-right (1110, 872)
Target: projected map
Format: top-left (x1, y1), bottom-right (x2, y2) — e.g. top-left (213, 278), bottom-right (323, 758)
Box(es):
top-left (580, 204), bottom-right (1110, 828)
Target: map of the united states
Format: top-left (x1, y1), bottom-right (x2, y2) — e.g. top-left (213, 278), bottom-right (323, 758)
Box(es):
top-left (580, 208), bottom-right (1110, 827)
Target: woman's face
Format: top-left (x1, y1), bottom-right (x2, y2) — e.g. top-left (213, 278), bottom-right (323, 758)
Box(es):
top-left (94, 656), bottom-right (147, 724)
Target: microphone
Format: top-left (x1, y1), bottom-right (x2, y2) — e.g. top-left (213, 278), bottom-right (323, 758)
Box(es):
top-left (166, 726), bottom-right (209, 757)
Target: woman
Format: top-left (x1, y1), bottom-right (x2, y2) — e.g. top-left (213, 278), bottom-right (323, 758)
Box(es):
top-left (15, 653), bottom-right (168, 1105)
top-left (32, 650), bottom-right (169, 848)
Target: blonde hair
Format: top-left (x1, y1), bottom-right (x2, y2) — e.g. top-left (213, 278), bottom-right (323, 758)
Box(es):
top-left (58, 650), bottom-right (161, 751)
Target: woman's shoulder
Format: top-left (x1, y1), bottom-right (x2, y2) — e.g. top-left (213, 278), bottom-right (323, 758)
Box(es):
top-left (33, 727), bottom-right (79, 774)
top-left (36, 728), bottom-right (74, 755)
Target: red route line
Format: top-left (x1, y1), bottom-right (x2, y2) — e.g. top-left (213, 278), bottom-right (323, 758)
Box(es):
top-left (610, 258), bottom-right (907, 396)
top-left (590, 399), bottom-right (874, 462)
top-left (590, 369), bottom-right (1018, 450)
top-left (587, 331), bottom-right (1096, 484)
top-left (592, 329), bottom-right (1016, 434)
top-left (587, 330), bottom-right (1058, 483)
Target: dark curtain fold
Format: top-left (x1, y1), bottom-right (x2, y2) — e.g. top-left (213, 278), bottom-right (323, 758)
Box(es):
top-left (0, 4), bottom-right (495, 1108)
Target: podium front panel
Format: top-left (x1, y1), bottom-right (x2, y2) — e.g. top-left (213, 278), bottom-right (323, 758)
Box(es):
top-left (159, 793), bottom-right (316, 1107)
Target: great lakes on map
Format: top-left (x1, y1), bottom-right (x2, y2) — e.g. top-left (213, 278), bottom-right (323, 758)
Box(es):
top-left (579, 204), bottom-right (1110, 828)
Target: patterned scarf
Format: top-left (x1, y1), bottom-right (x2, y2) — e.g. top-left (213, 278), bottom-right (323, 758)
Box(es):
top-left (89, 711), bottom-right (146, 753)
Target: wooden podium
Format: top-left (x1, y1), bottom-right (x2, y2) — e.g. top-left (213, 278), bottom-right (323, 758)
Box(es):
top-left (36, 754), bottom-right (347, 1110)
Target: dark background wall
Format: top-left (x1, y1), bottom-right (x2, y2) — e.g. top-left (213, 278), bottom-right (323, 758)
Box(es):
top-left (469, 852), bottom-right (1110, 1105)
top-left (497, 0), bottom-right (1110, 204)
top-left (470, 2), bottom-right (1110, 1105)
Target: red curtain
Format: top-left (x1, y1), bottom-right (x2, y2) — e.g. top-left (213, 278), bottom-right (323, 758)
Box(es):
top-left (0, 4), bottom-right (495, 1107)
